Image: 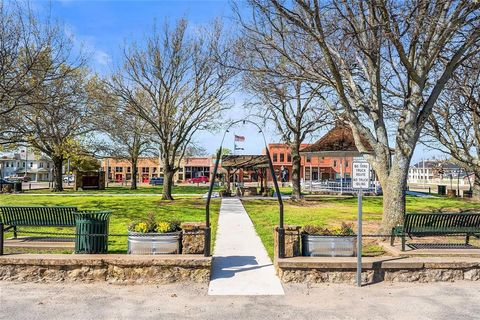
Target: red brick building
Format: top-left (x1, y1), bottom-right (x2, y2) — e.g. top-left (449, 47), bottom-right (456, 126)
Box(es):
top-left (100, 126), bottom-right (365, 184)
top-left (264, 143), bottom-right (353, 183)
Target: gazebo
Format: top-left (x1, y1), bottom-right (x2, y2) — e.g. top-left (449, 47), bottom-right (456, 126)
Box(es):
top-left (221, 155), bottom-right (270, 196)
top-left (300, 125), bottom-right (380, 194)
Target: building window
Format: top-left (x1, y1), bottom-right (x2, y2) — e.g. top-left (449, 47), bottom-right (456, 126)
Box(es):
top-left (47, 163), bottom-right (50, 168)
top-left (30, 162), bottom-right (33, 168)
top-left (273, 153), bottom-right (278, 162)
top-left (127, 167), bottom-right (131, 173)
top-left (287, 154), bottom-right (292, 162)
top-left (142, 167), bottom-right (149, 173)
top-left (39, 162), bottom-right (44, 168)
top-left (345, 161), bottom-right (349, 167)
top-left (280, 153), bottom-right (285, 162)
top-left (306, 155), bottom-right (311, 163)
top-left (115, 167), bottom-right (123, 173)
top-left (333, 160), bottom-right (337, 167)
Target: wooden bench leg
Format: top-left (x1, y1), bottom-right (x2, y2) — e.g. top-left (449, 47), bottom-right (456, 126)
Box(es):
top-left (466, 235), bottom-right (470, 245)
top-left (401, 235), bottom-right (406, 251)
top-left (390, 228), bottom-right (395, 246)
top-left (13, 226), bottom-right (17, 239)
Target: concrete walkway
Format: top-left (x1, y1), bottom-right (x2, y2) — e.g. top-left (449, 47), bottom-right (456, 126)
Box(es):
top-left (208, 198), bottom-right (284, 296)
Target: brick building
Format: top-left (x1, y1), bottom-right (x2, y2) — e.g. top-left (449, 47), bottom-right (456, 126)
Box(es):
top-left (100, 157), bottom-right (214, 183)
top-left (265, 143), bottom-right (353, 183)
top-left (100, 127), bottom-right (366, 185)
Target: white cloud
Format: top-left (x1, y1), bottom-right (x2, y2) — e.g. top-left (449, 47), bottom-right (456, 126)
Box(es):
top-left (93, 50), bottom-right (112, 66)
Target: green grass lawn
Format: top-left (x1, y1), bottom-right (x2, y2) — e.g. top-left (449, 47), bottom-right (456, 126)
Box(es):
top-left (242, 195), bottom-right (480, 259)
top-left (0, 194), bottom-right (220, 253)
top-left (22, 184), bottom-right (221, 195)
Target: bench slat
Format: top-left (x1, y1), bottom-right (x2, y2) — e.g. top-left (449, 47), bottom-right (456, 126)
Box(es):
top-left (403, 212), bottom-right (480, 236)
top-left (0, 206), bottom-right (78, 227)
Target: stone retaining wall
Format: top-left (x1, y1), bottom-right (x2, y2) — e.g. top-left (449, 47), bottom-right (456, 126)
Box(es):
top-left (181, 222), bottom-right (206, 254)
top-left (273, 226), bottom-right (301, 259)
top-left (277, 257), bottom-right (480, 284)
top-left (0, 254), bottom-right (211, 284)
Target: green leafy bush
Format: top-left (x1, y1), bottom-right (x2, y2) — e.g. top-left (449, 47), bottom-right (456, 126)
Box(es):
top-left (302, 222), bottom-right (355, 236)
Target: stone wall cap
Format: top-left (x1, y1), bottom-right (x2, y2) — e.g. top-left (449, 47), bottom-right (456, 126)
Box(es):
top-left (274, 225), bottom-right (301, 231)
top-left (277, 256), bottom-right (480, 270)
top-left (181, 222), bottom-right (207, 231)
top-left (0, 254), bottom-right (212, 267)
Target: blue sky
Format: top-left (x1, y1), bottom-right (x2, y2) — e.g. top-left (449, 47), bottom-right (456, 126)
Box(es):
top-left (32, 0), bottom-right (434, 162)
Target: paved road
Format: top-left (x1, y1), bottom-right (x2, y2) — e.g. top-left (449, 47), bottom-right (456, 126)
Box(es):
top-left (1, 281), bottom-right (479, 319)
top-left (208, 198), bottom-right (284, 295)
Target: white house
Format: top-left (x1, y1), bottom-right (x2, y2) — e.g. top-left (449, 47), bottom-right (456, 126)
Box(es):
top-left (0, 151), bottom-right (54, 182)
top-left (408, 160), bottom-right (466, 185)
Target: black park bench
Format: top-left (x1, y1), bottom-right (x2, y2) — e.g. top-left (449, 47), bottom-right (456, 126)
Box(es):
top-left (0, 206), bottom-right (78, 239)
top-left (391, 212), bottom-right (480, 251)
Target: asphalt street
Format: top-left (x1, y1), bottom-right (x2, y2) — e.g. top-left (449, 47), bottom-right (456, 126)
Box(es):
top-left (1, 281), bottom-right (479, 320)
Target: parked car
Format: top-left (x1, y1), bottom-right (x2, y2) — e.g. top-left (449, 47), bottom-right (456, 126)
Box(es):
top-left (0, 178), bottom-right (14, 186)
top-left (6, 176), bottom-right (30, 182)
top-left (188, 176), bottom-right (209, 184)
top-left (0, 179), bottom-right (15, 192)
top-left (63, 176), bottom-right (75, 183)
top-left (149, 177), bottom-right (164, 186)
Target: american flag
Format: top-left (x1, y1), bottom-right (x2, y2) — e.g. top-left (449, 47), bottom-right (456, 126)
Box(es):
top-left (234, 135), bottom-right (245, 142)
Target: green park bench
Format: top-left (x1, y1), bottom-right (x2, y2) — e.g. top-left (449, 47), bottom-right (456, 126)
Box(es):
top-left (0, 206), bottom-right (78, 239)
top-left (391, 212), bottom-right (480, 251)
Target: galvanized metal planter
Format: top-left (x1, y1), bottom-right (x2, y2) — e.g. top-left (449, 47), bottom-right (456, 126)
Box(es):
top-left (127, 231), bottom-right (181, 255)
top-left (302, 235), bottom-right (356, 257)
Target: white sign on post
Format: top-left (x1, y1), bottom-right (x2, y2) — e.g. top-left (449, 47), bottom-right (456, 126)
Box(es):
top-left (352, 159), bottom-right (370, 287)
top-left (352, 161), bottom-right (370, 189)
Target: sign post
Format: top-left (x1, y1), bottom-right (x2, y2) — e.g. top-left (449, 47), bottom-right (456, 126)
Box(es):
top-left (352, 159), bottom-right (370, 287)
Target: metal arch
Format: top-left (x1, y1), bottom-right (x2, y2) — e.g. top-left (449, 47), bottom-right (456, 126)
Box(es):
top-left (204, 119), bottom-right (285, 258)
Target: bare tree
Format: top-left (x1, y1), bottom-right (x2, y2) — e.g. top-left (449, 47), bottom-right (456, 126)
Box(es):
top-left (237, 10), bottom-right (331, 200)
top-left (2, 32), bottom-right (92, 191)
top-left (425, 57), bottom-right (480, 199)
top-left (93, 83), bottom-right (155, 190)
top-left (245, 0), bottom-right (480, 231)
top-left (245, 79), bottom-right (330, 200)
top-left (110, 19), bottom-right (235, 200)
top-left (0, 1), bottom-right (72, 117)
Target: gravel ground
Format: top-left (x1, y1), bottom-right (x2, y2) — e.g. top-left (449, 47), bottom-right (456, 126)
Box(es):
top-left (1, 281), bottom-right (479, 320)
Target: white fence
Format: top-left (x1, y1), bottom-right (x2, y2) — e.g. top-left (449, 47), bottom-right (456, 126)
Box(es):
top-left (302, 180), bottom-right (382, 195)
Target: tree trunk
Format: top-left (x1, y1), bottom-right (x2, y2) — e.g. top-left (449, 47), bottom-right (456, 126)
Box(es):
top-left (52, 157), bottom-right (64, 192)
top-left (290, 148), bottom-right (302, 201)
top-left (162, 167), bottom-right (174, 200)
top-left (379, 162), bottom-right (409, 234)
top-left (472, 172), bottom-right (480, 201)
top-left (131, 158), bottom-right (138, 190)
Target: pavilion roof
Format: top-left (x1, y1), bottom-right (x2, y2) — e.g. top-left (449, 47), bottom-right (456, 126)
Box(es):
top-left (221, 155), bottom-right (269, 169)
top-left (300, 125), bottom-right (373, 157)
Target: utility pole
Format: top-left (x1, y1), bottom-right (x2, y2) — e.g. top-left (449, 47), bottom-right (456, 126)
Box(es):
top-left (422, 159), bottom-right (426, 190)
top-left (24, 147), bottom-right (28, 178)
top-left (233, 133), bottom-right (236, 193)
top-left (67, 158), bottom-right (71, 186)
